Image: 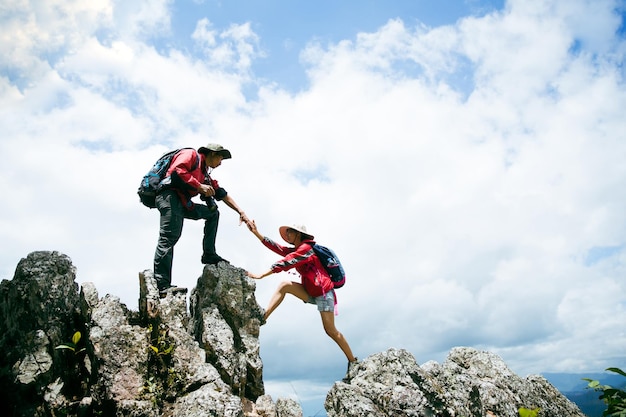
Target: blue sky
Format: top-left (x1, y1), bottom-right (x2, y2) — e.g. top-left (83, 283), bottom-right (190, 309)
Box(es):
top-left (167, 0), bottom-right (505, 92)
top-left (150, 0), bottom-right (508, 99)
top-left (1, 1), bottom-right (625, 416)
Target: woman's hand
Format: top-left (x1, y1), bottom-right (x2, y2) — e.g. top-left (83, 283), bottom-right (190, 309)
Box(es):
top-left (247, 219), bottom-right (257, 233)
top-left (247, 269), bottom-right (273, 280)
top-left (247, 220), bottom-right (264, 240)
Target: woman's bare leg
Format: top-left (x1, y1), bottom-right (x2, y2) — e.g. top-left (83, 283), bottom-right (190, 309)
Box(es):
top-left (264, 281), bottom-right (309, 321)
top-left (320, 311), bottom-right (356, 362)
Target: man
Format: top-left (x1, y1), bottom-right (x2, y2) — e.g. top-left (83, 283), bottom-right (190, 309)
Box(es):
top-left (153, 143), bottom-right (250, 296)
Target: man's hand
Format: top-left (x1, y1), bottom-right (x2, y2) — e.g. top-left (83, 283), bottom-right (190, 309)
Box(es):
top-left (239, 212), bottom-right (251, 226)
top-left (198, 184), bottom-right (215, 197)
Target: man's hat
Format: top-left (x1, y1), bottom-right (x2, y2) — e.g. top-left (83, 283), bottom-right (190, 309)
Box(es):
top-left (279, 224), bottom-right (314, 242)
top-left (198, 143), bottom-right (232, 159)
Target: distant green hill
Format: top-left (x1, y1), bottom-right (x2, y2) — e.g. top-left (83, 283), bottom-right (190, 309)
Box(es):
top-left (543, 372), bottom-right (626, 417)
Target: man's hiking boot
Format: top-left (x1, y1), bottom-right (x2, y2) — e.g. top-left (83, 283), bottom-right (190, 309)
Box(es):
top-left (201, 253), bottom-right (229, 265)
top-left (342, 358), bottom-right (359, 383)
top-left (159, 285), bottom-right (187, 298)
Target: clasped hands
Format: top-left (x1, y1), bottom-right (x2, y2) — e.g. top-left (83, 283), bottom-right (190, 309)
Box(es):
top-left (245, 220), bottom-right (269, 280)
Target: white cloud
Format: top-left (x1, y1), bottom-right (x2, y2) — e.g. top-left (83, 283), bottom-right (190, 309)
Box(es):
top-left (0, 1), bottom-right (624, 408)
top-left (111, 0), bottom-right (172, 40)
top-left (193, 19), bottom-right (263, 72)
top-left (235, 0), bottom-right (626, 378)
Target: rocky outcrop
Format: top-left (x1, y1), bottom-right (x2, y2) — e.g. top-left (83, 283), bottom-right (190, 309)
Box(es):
top-left (189, 262), bottom-right (265, 400)
top-left (326, 348), bottom-right (586, 417)
top-left (0, 251), bottom-right (587, 417)
top-left (0, 251), bottom-right (83, 417)
top-left (0, 251), bottom-right (302, 417)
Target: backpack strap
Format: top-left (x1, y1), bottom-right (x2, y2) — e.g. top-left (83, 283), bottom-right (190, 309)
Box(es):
top-left (192, 150), bottom-right (200, 172)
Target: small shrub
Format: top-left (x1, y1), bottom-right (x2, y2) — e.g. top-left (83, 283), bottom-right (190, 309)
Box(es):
top-left (584, 367), bottom-right (626, 417)
top-left (518, 407), bottom-right (540, 417)
top-left (55, 331), bottom-right (86, 355)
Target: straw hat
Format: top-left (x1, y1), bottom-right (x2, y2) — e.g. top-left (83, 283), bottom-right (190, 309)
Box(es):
top-left (279, 224), bottom-right (314, 242)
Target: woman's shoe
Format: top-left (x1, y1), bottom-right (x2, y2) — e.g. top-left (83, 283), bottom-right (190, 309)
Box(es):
top-left (342, 358), bottom-right (359, 382)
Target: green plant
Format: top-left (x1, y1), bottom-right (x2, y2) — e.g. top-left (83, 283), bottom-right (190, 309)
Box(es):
top-left (518, 407), bottom-right (540, 417)
top-left (140, 375), bottom-right (162, 406)
top-left (141, 324), bottom-right (179, 408)
top-left (584, 367), bottom-right (626, 417)
top-left (55, 330), bottom-right (91, 402)
top-left (148, 324), bottom-right (174, 357)
top-left (55, 331), bottom-right (87, 355)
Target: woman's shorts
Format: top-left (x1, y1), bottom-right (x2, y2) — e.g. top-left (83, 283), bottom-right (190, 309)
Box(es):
top-left (305, 290), bottom-right (335, 312)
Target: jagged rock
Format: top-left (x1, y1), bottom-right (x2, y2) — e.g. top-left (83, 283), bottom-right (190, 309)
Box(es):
top-left (0, 251), bottom-right (83, 417)
top-left (1, 251), bottom-right (583, 417)
top-left (88, 293), bottom-right (151, 408)
top-left (138, 270), bottom-right (243, 415)
top-left (243, 395), bottom-right (276, 416)
top-left (243, 395), bottom-right (303, 417)
top-left (138, 269), bottom-right (160, 320)
top-left (0, 251), bottom-right (300, 417)
top-left (189, 263), bottom-right (265, 400)
top-left (275, 397), bottom-right (304, 417)
top-left (325, 347), bottom-right (586, 417)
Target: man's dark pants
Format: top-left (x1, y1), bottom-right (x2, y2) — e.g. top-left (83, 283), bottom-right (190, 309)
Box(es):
top-left (153, 190), bottom-right (219, 290)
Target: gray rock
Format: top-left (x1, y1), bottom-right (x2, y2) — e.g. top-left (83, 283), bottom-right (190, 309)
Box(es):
top-left (276, 397), bottom-right (304, 417)
top-left (0, 251), bottom-right (583, 417)
top-left (325, 347), bottom-right (586, 417)
top-left (12, 329), bottom-right (54, 385)
top-left (189, 263), bottom-right (265, 400)
top-left (0, 251), bottom-right (84, 417)
top-left (251, 394), bottom-right (277, 416)
top-left (0, 251), bottom-right (286, 416)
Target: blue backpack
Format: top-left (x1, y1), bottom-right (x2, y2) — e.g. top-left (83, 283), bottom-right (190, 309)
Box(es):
top-left (311, 243), bottom-right (346, 288)
top-left (137, 148), bottom-right (196, 208)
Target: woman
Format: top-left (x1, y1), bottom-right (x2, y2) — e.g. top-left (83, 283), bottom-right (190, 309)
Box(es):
top-left (246, 221), bottom-right (358, 382)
